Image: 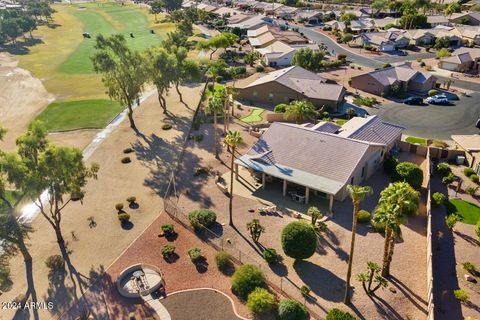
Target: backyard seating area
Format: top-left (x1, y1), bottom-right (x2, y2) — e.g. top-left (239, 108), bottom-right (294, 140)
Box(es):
top-left (116, 264), bottom-right (164, 298)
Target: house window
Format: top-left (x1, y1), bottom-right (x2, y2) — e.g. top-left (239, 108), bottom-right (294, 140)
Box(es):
top-left (268, 93), bottom-right (274, 101)
top-left (361, 166), bottom-right (365, 177)
top-left (350, 177), bottom-right (354, 184)
top-left (253, 91), bottom-right (258, 97)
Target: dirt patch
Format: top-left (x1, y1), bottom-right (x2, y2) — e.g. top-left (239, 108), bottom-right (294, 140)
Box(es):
top-left (0, 53), bottom-right (54, 150)
top-left (48, 129), bottom-right (100, 150)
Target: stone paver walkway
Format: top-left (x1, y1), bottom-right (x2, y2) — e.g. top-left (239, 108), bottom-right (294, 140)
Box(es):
top-left (143, 295), bottom-right (171, 320)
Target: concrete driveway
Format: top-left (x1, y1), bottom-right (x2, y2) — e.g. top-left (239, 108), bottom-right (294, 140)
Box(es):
top-left (368, 92), bottom-right (480, 140)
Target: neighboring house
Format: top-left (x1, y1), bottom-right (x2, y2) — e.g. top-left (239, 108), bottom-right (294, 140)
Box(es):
top-left (237, 65), bottom-right (346, 111)
top-left (449, 12), bottom-right (480, 26)
top-left (434, 28), bottom-right (463, 46)
top-left (451, 135), bottom-right (480, 171)
top-left (248, 25), bottom-right (308, 47)
top-left (350, 63), bottom-right (436, 95)
top-left (357, 30), bottom-right (410, 51)
top-left (196, 3), bottom-right (218, 13)
top-left (374, 17), bottom-right (399, 30)
top-left (234, 0), bottom-right (258, 9)
top-left (275, 6), bottom-right (299, 20)
top-left (324, 20), bottom-right (346, 31)
top-left (427, 15), bottom-right (451, 27)
top-left (294, 10), bottom-right (323, 24)
top-left (256, 41), bottom-right (320, 67)
top-left (251, 1), bottom-right (283, 14)
top-left (438, 47), bottom-right (480, 72)
top-left (228, 14), bottom-right (272, 30)
top-left (212, 6), bottom-right (243, 17)
top-left (407, 29), bottom-right (437, 46)
top-left (234, 117), bottom-right (404, 210)
top-left (350, 18), bottom-right (375, 33)
top-left (456, 26), bottom-right (480, 45)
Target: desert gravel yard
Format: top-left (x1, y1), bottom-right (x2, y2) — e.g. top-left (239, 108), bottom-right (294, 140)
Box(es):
top-left (162, 290), bottom-right (244, 320)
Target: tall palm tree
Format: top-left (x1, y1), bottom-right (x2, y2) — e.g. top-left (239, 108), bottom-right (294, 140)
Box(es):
top-left (344, 184), bottom-right (373, 303)
top-left (284, 100), bottom-right (318, 124)
top-left (377, 182), bottom-right (419, 277)
top-left (225, 131), bottom-right (243, 227)
top-left (205, 90), bottom-right (225, 160)
top-left (224, 85), bottom-right (239, 132)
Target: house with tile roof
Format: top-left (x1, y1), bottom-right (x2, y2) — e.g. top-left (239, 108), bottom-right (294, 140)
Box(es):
top-left (350, 63), bottom-right (437, 95)
top-left (255, 41), bottom-right (320, 67)
top-left (452, 135), bottom-right (480, 171)
top-left (449, 11), bottom-right (480, 26)
top-left (234, 117), bottom-right (404, 211)
top-left (237, 66), bottom-right (346, 111)
top-left (356, 30), bottom-right (410, 51)
top-left (438, 47), bottom-right (480, 72)
top-left (247, 25), bottom-right (308, 47)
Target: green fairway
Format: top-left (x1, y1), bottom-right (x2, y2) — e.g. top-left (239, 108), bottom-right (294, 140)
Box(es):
top-left (241, 109), bottom-right (264, 123)
top-left (36, 99), bottom-right (124, 131)
top-left (445, 199), bottom-right (480, 225)
top-left (60, 4), bottom-right (165, 74)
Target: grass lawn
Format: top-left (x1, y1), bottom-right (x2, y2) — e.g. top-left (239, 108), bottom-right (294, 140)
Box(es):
top-left (445, 199), bottom-right (480, 225)
top-left (35, 99), bottom-right (124, 131)
top-left (335, 119), bottom-right (348, 126)
top-left (206, 84), bottom-right (225, 97)
top-left (405, 136), bottom-right (427, 146)
top-left (241, 109), bottom-right (264, 123)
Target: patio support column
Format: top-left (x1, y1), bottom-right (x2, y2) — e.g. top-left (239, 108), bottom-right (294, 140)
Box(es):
top-left (283, 179), bottom-right (287, 197)
top-left (305, 187), bottom-right (310, 204)
top-left (329, 194), bottom-right (334, 214)
top-left (235, 164), bottom-right (239, 180)
top-left (262, 173), bottom-right (266, 189)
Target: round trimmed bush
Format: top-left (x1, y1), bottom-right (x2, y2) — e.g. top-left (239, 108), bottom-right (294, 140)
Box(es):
top-left (118, 213), bottom-right (131, 222)
top-left (277, 299), bottom-right (308, 320)
top-left (357, 210), bottom-right (371, 223)
top-left (392, 162), bottom-right (423, 190)
top-left (115, 203), bottom-right (124, 212)
top-left (187, 247), bottom-right (202, 262)
top-left (470, 174), bottom-right (479, 183)
top-left (326, 308), bottom-right (357, 320)
top-left (281, 221), bottom-right (317, 260)
top-left (428, 89), bottom-right (438, 97)
top-left (274, 103), bottom-right (288, 113)
top-left (464, 168), bottom-right (475, 177)
top-left (215, 251), bottom-right (233, 271)
top-left (246, 287), bottom-right (276, 314)
top-left (121, 156), bottom-right (131, 164)
top-left (188, 209), bottom-right (217, 229)
top-left (123, 147), bottom-right (134, 154)
top-left (255, 65), bottom-right (265, 72)
top-left (162, 123), bottom-right (172, 130)
top-left (126, 196), bottom-right (136, 204)
top-left (231, 264), bottom-right (266, 299)
top-left (45, 255), bottom-right (64, 271)
top-left (436, 163), bottom-right (452, 177)
top-left (263, 248), bottom-right (278, 264)
top-left (161, 224), bottom-right (175, 234)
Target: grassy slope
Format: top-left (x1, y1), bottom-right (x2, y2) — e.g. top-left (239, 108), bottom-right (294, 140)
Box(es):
top-left (241, 109), bottom-right (264, 123)
top-left (405, 136), bottom-right (427, 146)
top-left (446, 199), bottom-right (480, 225)
top-left (35, 99), bottom-right (124, 131)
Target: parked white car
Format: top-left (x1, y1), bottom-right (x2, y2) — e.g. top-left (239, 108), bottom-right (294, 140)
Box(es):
top-left (426, 94), bottom-right (449, 105)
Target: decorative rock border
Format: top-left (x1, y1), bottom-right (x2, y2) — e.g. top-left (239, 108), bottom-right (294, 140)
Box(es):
top-left (116, 263), bottom-right (164, 298)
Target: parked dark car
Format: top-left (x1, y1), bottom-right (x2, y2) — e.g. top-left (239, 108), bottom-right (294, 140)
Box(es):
top-left (476, 118), bottom-right (480, 130)
top-left (403, 96), bottom-right (423, 105)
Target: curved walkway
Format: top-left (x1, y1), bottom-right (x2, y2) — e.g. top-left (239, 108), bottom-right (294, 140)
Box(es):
top-left (144, 294), bottom-right (171, 320)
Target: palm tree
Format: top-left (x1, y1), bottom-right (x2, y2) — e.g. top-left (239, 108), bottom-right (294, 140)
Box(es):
top-left (205, 90), bottom-right (225, 160)
top-left (284, 100), bottom-right (318, 124)
top-left (225, 130), bottom-right (243, 227)
top-left (344, 184), bottom-right (373, 303)
top-left (377, 182), bottom-right (419, 277)
top-left (224, 85), bottom-right (239, 132)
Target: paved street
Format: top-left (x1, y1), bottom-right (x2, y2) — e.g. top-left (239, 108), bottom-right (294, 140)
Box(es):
top-left (299, 26), bottom-right (480, 92)
top-left (368, 93), bottom-right (480, 140)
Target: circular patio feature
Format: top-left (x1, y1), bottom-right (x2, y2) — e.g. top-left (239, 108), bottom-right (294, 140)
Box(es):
top-left (116, 264), bottom-right (164, 298)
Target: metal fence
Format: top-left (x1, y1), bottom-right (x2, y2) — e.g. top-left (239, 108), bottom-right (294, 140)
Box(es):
top-left (163, 197), bottom-right (323, 319)
top-left (425, 147), bottom-right (435, 320)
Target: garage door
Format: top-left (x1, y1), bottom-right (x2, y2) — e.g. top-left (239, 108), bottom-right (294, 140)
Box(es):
top-left (381, 44), bottom-right (395, 51)
top-left (440, 62), bottom-right (459, 71)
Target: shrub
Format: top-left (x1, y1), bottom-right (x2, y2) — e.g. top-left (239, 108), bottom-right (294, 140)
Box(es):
top-left (207, 83), bottom-right (214, 92)
top-left (357, 210), bottom-right (371, 223)
top-left (194, 167), bottom-right (209, 176)
top-left (465, 186), bottom-right (479, 196)
top-left (463, 168), bottom-right (475, 177)
top-left (246, 288), bottom-right (276, 314)
top-left (126, 196), bottom-right (136, 204)
top-left (432, 192), bottom-right (445, 206)
top-left (428, 89), bottom-right (438, 97)
top-left (277, 299), bottom-right (308, 320)
top-left (446, 214), bottom-right (462, 229)
top-left (115, 203), bottom-right (124, 212)
top-left (215, 251), bottom-right (233, 271)
top-left (121, 157), bottom-right (131, 164)
top-left (45, 255), bottom-right (64, 271)
top-left (470, 174), bottom-right (479, 183)
top-left (442, 173), bottom-right (455, 185)
top-left (326, 308), bottom-right (357, 320)
top-left (255, 65), bottom-right (265, 72)
top-left (161, 244), bottom-right (176, 257)
top-left (274, 103), bottom-right (288, 113)
top-left (123, 147), bottom-right (134, 154)
top-left (454, 289), bottom-right (470, 302)
top-left (392, 162), bottom-right (423, 190)
top-left (462, 261), bottom-right (476, 274)
top-left (129, 312), bottom-right (136, 320)
top-left (436, 163), bottom-right (451, 177)
top-left (187, 247), bottom-right (202, 262)
top-left (300, 285), bottom-right (311, 297)
top-left (263, 248), bottom-right (278, 264)
top-left (371, 218), bottom-right (386, 233)
top-left (281, 221), bottom-right (317, 260)
top-left (215, 76), bottom-right (223, 83)
top-left (231, 265), bottom-right (266, 299)
top-left (188, 209), bottom-right (217, 229)
top-left (118, 213), bottom-right (131, 222)
top-left (161, 123), bottom-right (172, 130)
top-left (476, 221), bottom-right (480, 240)
top-left (338, 53), bottom-right (347, 61)
top-left (420, 61), bottom-right (426, 67)
top-left (383, 156), bottom-right (399, 175)
top-left (161, 224), bottom-right (174, 234)
top-left (307, 206), bottom-right (322, 225)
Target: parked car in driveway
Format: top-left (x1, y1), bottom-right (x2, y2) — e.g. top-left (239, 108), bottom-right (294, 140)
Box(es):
top-left (426, 94), bottom-right (450, 105)
top-left (403, 96), bottom-right (424, 105)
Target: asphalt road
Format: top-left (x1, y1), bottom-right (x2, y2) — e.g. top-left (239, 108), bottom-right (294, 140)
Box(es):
top-left (368, 93), bottom-right (480, 139)
top-left (299, 26), bottom-right (480, 92)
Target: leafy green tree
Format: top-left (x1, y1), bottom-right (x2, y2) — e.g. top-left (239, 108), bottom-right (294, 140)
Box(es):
top-left (340, 12), bottom-right (358, 22)
top-left (284, 100), bottom-right (318, 124)
top-left (225, 131), bottom-right (242, 226)
top-left (246, 288), bottom-right (275, 314)
top-left (231, 264), bottom-right (266, 299)
top-left (92, 34), bottom-right (146, 130)
top-left (307, 206), bottom-right (322, 226)
top-left (163, 0), bottom-right (182, 12)
top-left (392, 162), bottom-right (423, 190)
top-left (357, 261), bottom-right (388, 295)
top-left (278, 299), bottom-right (308, 320)
top-left (434, 36), bottom-right (451, 49)
top-left (144, 47), bottom-right (176, 114)
top-left (244, 51), bottom-right (258, 67)
top-left (341, 33), bottom-right (354, 45)
top-left (344, 185), bottom-right (373, 303)
top-left (170, 46), bottom-right (200, 103)
top-left (162, 30), bottom-right (188, 51)
top-left (150, 0), bottom-right (163, 21)
top-left (198, 33), bottom-right (238, 60)
top-left (291, 48), bottom-right (324, 71)
top-left (371, 0), bottom-right (388, 17)
top-left (247, 219), bottom-right (265, 242)
top-left (205, 90), bottom-right (225, 159)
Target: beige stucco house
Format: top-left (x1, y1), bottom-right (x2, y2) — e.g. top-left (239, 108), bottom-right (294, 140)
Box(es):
top-left (452, 135), bottom-right (480, 172)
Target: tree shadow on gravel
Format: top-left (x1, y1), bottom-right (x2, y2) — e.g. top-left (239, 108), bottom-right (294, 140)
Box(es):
top-left (368, 295), bottom-right (404, 320)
